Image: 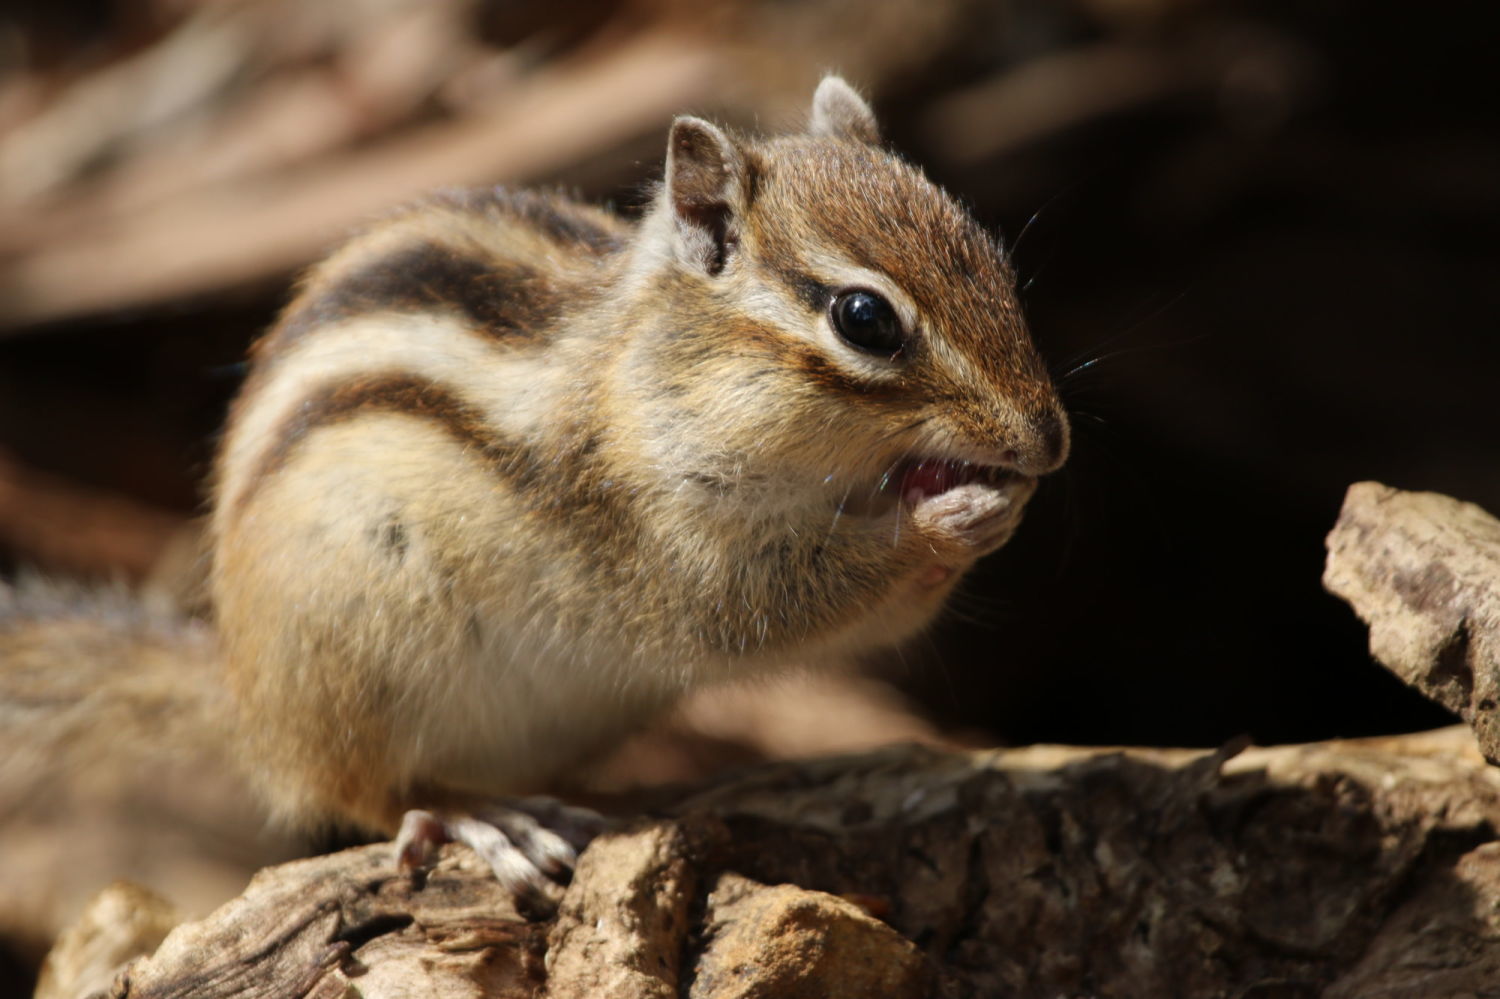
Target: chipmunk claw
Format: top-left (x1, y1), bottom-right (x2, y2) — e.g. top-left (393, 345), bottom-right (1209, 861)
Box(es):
top-left (394, 798), bottom-right (608, 907)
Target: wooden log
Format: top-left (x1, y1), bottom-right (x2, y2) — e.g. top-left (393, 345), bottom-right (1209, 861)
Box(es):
top-left (1324, 481), bottom-right (1500, 760)
top-left (39, 730), bottom-right (1500, 998)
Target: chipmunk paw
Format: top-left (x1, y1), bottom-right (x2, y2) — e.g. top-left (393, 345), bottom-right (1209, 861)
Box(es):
top-left (394, 797), bottom-right (608, 911)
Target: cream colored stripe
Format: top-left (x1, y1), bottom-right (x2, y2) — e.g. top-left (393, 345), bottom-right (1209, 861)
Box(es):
top-left (218, 314), bottom-right (559, 516)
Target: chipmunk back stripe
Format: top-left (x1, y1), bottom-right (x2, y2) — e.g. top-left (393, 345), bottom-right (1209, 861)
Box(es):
top-left (428, 188), bottom-right (627, 256)
top-left (270, 242), bottom-right (560, 352)
top-left (249, 374), bottom-right (503, 498)
top-left (505, 191), bottom-right (627, 255)
top-left (240, 373), bottom-right (634, 543)
top-left (217, 309), bottom-right (575, 520)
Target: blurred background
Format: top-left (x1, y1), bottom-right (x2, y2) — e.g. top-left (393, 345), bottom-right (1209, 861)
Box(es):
top-left (0, 0), bottom-right (1495, 982)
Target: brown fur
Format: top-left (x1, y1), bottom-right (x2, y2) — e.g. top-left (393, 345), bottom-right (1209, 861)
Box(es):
top-left (209, 78), bottom-right (1069, 835)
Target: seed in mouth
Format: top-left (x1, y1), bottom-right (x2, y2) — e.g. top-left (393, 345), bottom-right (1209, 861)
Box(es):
top-left (893, 459), bottom-right (1017, 505)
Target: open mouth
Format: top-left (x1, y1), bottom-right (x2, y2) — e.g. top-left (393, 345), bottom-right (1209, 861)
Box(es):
top-left (891, 458), bottom-right (1021, 506)
top-left (839, 458), bottom-right (1026, 516)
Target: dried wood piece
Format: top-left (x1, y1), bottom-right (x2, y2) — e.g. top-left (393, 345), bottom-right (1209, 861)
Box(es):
top-left (33, 883), bottom-right (180, 999)
top-left (690, 873), bottom-right (930, 999)
top-left (0, 0), bottom-right (996, 332)
top-left (0, 29), bottom-right (722, 331)
top-left (543, 819), bottom-right (719, 998)
top-left (43, 731), bottom-right (1500, 998)
top-left (122, 847), bottom-right (545, 999)
top-left (1324, 480), bottom-right (1500, 760)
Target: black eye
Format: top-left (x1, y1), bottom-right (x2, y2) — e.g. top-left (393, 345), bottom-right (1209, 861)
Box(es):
top-left (830, 289), bottom-right (905, 357)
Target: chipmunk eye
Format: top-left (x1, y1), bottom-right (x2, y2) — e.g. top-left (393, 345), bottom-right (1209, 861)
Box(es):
top-left (830, 289), bottom-right (904, 358)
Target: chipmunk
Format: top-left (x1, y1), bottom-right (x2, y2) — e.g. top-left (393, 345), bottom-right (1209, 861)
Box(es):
top-left (209, 76), bottom-right (1068, 897)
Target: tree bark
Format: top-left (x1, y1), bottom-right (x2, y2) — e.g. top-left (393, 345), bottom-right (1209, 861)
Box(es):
top-left (1325, 480), bottom-right (1500, 761)
top-left (40, 729), bottom-right (1500, 999)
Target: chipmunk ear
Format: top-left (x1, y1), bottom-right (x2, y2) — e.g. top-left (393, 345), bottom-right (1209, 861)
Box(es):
top-left (808, 75), bottom-right (879, 144)
top-left (665, 116), bottom-right (743, 275)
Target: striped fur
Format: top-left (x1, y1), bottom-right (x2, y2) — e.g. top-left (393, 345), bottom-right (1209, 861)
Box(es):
top-left (210, 79), bottom-right (1069, 833)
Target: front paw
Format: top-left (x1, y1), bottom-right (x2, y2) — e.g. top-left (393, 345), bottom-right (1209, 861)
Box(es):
top-left (908, 477), bottom-right (1036, 556)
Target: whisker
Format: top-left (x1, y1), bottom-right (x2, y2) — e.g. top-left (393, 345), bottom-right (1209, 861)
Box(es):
top-left (1051, 290), bottom-right (1189, 378)
top-left (1056, 380), bottom-right (1117, 407)
top-left (808, 416), bottom-right (931, 553)
top-left (823, 484), bottom-right (853, 546)
top-left (1060, 329), bottom-right (1210, 386)
top-left (861, 454), bottom-right (904, 511)
top-left (1010, 185), bottom-right (1075, 270)
top-left (1021, 247), bottom-right (1061, 295)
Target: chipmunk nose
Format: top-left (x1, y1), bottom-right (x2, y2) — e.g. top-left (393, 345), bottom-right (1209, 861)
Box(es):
top-left (1001, 409), bottom-right (1069, 476)
top-left (1036, 409), bottom-right (1069, 471)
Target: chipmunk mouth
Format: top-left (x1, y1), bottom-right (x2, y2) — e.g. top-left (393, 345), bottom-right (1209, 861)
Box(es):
top-left (893, 458), bottom-right (1022, 506)
top-left (842, 458), bottom-right (1027, 516)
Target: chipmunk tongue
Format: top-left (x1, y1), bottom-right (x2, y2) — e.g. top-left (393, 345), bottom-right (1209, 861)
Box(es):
top-left (900, 459), bottom-right (981, 503)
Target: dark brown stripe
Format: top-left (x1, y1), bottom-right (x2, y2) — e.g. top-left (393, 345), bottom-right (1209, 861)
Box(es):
top-left (720, 315), bottom-right (905, 401)
top-left (741, 152), bottom-right (762, 208)
top-left (273, 241), bottom-right (557, 348)
top-left (506, 190), bottom-right (626, 255)
top-left (786, 342), bottom-right (906, 399)
top-left (431, 187), bottom-right (626, 255)
top-left (236, 375), bottom-right (636, 560)
top-left (247, 375), bottom-right (505, 504)
top-left (772, 265), bottom-right (834, 314)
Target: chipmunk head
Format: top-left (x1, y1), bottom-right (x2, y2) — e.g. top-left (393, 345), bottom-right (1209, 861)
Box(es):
top-left (627, 76), bottom-right (1068, 524)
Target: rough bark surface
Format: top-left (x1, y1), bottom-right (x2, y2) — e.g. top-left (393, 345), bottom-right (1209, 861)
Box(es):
top-left (1325, 481), bottom-right (1500, 760)
top-left (42, 729), bottom-right (1500, 999)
